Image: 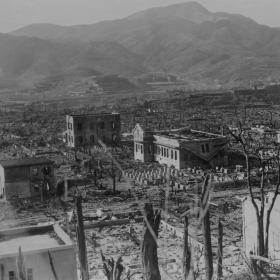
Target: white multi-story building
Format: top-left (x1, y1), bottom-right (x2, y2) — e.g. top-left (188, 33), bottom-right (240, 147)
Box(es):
top-left (133, 124), bottom-right (228, 170)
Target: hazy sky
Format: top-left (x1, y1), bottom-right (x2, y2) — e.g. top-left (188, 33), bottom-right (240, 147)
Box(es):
top-left (0, 0), bottom-right (279, 33)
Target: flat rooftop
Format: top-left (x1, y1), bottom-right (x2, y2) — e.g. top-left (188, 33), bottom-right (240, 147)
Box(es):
top-left (0, 157), bottom-right (53, 168)
top-left (155, 129), bottom-right (226, 142)
top-left (68, 112), bottom-right (119, 118)
top-left (0, 224), bottom-right (72, 257)
top-left (0, 234), bottom-right (61, 255)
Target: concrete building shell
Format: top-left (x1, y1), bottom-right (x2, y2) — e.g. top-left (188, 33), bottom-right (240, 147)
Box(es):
top-left (64, 113), bottom-right (121, 148)
top-left (0, 157), bottom-right (55, 200)
top-left (0, 223), bottom-right (78, 280)
top-left (133, 124), bottom-right (228, 170)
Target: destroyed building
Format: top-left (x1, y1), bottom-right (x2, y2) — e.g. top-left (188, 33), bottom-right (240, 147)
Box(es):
top-left (0, 223), bottom-right (78, 280)
top-left (64, 113), bottom-right (121, 148)
top-left (133, 124), bottom-right (228, 169)
top-left (251, 125), bottom-right (280, 144)
top-left (0, 157), bottom-right (55, 200)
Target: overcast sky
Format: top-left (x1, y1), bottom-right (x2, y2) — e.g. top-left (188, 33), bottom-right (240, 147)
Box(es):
top-left (0, 0), bottom-right (279, 33)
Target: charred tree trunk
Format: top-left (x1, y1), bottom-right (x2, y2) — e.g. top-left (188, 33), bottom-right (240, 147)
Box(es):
top-left (201, 176), bottom-right (213, 280)
top-left (183, 216), bottom-right (191, 280)
top-left (112, 174), bottom-right (116, 194)
top-left (217, 218), bottom-right (223, 279)
top-left (141, 203), bottom-right (161, 280)
top-left (101, 252), bottom-right (124, 280)
top-left (94, 169), bottom-right (97, 186)
top-left (76, 196), bottom-right (89, 280)
top-left (264, 199), bottom-right (277, 258)
top-left (203, 210), bottom-right (213, 280)
top-left (109, 160), bottom-right (117, 194)
top-left (257, 214), bottom-right (265, 257)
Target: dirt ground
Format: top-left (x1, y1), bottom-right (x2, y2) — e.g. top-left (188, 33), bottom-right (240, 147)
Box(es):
top-left (0, 160), bottom-right (250, 280)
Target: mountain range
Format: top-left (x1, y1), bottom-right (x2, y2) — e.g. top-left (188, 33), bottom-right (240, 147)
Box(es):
top-left (1, 1), bottom-right (280, 89)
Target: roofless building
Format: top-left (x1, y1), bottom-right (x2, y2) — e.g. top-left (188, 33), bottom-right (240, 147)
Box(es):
top-left (133, 124), bottom-right (228, 169)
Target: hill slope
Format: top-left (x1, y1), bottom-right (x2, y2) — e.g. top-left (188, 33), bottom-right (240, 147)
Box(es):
top-left (9, 1), bottom-right (280, 84)
top-left (0, 33), bottom-right (146, 87)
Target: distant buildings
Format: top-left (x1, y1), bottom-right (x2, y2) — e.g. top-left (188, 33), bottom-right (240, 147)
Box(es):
top-left (0, 223), bottom-right (78, 280)
top-left (251, 125), bottom-right (280, 144)
top-left (64, 113), bottom-right (121, 148)
top-left (133, 124), bottom-right (228, 169)
top-left (0, 157), bottom-right (55, 200)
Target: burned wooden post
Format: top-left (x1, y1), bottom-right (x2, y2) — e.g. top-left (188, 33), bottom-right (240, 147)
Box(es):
top-left (202, 210), bottom-right (213, 280)
top-left (17, 247), bottom-right (27, 280)
top-left (76, 196), bottom-right (89, 280)
top-left (64, 178), bottom-right (68, 201)
top-left (0, 264), bottom-right (4, 280)
top-left (101, 252), bottom-right (124, 280)
top-left (94, 168), bottom-right (97, 186)
top-left (201, 176), bottom-right (213, 280)
top-left (183, 216), bottom-right (191, 280)
top-left (217, 218), bottom-right (223, 279)
top-left (112, 171), bottom-right (116, 194)
top-left (40, 183), bottom-right (44, 202)
top-left (141, 203), bottom-right (161, 280)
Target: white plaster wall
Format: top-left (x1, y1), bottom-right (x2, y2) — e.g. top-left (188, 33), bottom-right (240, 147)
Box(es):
top-left (0, 248), bottom-right (77, 280)
top-left (155, 145), bottom-right (180, 169)
top-left (243, 195), bottom-right (280, 259)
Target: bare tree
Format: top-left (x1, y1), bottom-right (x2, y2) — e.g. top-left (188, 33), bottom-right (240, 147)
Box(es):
top-left (226, 107), bottom-right (280, 259)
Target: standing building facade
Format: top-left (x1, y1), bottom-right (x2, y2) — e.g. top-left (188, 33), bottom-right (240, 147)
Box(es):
top-left (133, 124), bottom-right (228, 169)
top-left (0, 157), bottom-right (55, 200)
top-left (64, 113), bottom-right (121, 148)
top-left (0, 223), bottom-right (78, 280)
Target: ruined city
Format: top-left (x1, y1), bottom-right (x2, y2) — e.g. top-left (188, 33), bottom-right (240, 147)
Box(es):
top-left (1, 1), bottom-right (280, 280)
